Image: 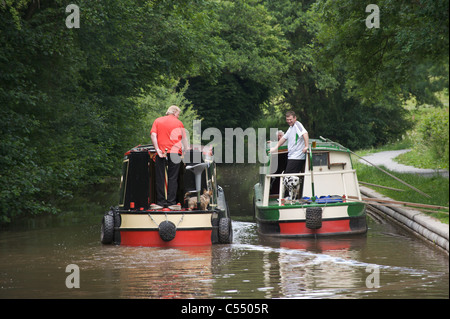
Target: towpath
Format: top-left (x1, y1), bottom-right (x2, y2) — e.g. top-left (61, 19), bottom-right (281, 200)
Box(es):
top-left (359, 149), bottom-right (449, 178)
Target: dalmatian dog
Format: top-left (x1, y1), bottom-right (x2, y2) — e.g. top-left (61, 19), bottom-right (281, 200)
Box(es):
top-left (283, 175), bottom-right (300, 200)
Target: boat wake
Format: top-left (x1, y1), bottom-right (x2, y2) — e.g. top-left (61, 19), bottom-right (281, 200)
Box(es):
top-left (231, 221), bottom-right (428, 277)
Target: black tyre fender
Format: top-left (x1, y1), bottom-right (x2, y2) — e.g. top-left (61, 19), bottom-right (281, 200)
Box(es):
top-left (218, 217), bottom-right (233, 244)
top-left (159, 220), bottom-right (177, 242)
top-left (306, 207), bottom-right (322, 230)
top-left (101, 214), bottom-right (115, 244)
top-left (112, 208), bottom-right (121, 245)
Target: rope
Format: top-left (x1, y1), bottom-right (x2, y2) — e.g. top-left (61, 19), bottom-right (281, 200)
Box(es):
top-left (147, 212), bottom-right (186, 227)
top-left (147, 213), bottom-right (159, 227)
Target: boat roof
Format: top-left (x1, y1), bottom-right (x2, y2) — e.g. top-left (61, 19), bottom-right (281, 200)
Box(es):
top-left (310, 138), bottom-right (351, 153)
top-left (125, 144), bottom-right (213, 154)
top-left (124, 144), bottom-right (155, 154)
top-left (124, 144), bottom-right (215, 164)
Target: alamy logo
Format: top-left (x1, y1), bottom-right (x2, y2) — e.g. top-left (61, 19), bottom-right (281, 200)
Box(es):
top-left (65, 264), bottom-right (80, 288)
top-left (182, 120), bottom-right (278, 174)
top-left (365, 265), bottom-right (380, 288)
top-left (66, 4), bottom-right (80, 29)
top-left (365, 4), bottom-right (380, 29)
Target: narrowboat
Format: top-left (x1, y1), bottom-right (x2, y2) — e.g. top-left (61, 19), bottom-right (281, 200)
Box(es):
top-left (253, 137), bottom-right (367, 238)
top-left (101, 144), bottom-right (233, 247)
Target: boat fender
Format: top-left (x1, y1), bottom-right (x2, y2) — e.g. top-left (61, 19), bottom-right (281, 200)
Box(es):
top-left (306, 207), bottom-right (322, 229)
top-left (101, 212), bottom-right (115, 244)
top-left (218, 218), bottom-right (233, 244)
top-left (112, 207), bottom-right (121, 245)
top-left (159, 220), bottom-right (177, 242)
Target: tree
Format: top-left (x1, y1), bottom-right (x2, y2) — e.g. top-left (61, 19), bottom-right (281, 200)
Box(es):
top-left (135, 79), bottom-right (201, 143)
top-left (181, 0), bottom-right (291, 132)
top-left (0, 0), bottom-right (228, 223)
top-left (311, 0), bottom-right (449, 104)
top-left (259, 0), bottom-right (434, 147)
top-left (182, 73), bottom-right (270, 132)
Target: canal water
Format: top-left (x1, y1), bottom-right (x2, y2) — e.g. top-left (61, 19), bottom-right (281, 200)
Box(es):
top-left (0, 164), bottom-right (448, 299)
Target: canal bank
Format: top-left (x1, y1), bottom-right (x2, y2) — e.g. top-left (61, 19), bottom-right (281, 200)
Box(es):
top-left (360, 186), bottom-right (449, 254)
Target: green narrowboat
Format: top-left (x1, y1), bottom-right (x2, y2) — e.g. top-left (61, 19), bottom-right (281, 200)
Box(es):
top-left (253, 138), bottom-right (367, 237)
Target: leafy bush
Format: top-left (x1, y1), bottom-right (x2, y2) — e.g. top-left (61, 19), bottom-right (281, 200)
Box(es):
top-left (417, 108), bottom-right (449, 169)
top-left (0, 110), bottom-right (58, 223)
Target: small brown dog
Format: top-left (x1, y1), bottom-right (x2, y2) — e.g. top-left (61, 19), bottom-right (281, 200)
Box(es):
top-left (186, 189), bottom-right (212, 210)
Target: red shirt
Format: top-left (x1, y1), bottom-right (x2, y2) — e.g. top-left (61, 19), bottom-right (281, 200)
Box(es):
top-left (150, 115), bottom-right (185, 154)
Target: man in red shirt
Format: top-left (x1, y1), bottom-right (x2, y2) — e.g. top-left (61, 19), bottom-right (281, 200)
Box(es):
top-left (151, 105), bottom-right (188, 207)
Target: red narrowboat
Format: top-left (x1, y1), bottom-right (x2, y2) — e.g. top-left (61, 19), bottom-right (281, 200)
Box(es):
top-left (101, 144), bottom-right (232, 247)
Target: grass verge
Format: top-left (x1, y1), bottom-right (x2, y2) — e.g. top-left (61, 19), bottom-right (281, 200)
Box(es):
top-left (352, 153), bottom-right (449, 224)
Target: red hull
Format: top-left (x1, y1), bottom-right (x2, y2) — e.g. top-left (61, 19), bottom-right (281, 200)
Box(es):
top-left (120, 229), bottom-right (212, 247)
top-left (279, 219), bottom-right (351, 235)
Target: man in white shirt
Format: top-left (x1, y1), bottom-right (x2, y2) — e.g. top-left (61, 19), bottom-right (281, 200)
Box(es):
top-left (270, 111), bottom-right (309, 174)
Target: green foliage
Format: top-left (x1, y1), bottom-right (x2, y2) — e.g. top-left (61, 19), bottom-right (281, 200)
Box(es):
top-left (354, 155), bottom-right (449, 224)
top-left (216, 0), bottom-right (291, 89)
top-left (182, 73), bottom-right (270, 132)
top-left (405, 108), bottom-right (450, 169)
top-left (418, 109), bottom-right (449, 166)
top-left (0, 0), bottom-right (447, 224)
top-left (1, 0), bottom-right (86, 222)
top-left (313, 94), bottom-right (413, 149)
top-left (135, 80), bottom-right (201, 143)
top-left (0, 109), bottom-right (54, 223)
top-left (181, 0), bottom-right (291, 131)
top-left (0, 0), bottom-right (226, 223)
top-left (373, 101), bottom-right (449, 170)
top-left (261, 0), bottom-right (414, 148)
top-left (311, 0), bottom-right (449, 104)
top-left (251, 113), bottom-right (285, 140)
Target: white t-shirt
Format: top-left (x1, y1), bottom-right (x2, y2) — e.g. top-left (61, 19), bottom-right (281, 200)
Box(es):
top-left (283, 121), bottom-right (308, 160)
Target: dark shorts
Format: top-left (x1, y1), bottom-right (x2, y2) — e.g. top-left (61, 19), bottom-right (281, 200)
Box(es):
top-left (285, 159), bottom-right (306, 173)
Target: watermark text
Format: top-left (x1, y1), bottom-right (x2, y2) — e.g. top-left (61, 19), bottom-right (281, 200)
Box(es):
top-left (66, 4), bottom-right (80, 29)
top-left (65, 264), bottom-right (80, 288)
top-left (365, 4), bottom-right (380, 29)
top-left (365, 265), bottom-right (380, 288)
